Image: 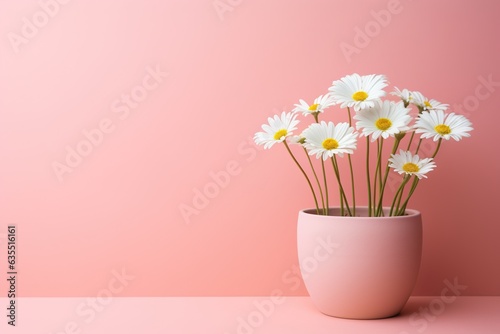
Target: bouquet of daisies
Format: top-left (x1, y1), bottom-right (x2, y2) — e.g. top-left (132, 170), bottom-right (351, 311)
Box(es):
top-left (254, 73), bottom-right (473, 217)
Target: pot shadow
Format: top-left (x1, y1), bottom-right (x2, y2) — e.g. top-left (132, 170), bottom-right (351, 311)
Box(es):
top-left (385, 297), bottom-right (457, 321)
top-left (310, 297), bottom-right (449, 321)
top-left (397, 297), bottom-right (437, 317)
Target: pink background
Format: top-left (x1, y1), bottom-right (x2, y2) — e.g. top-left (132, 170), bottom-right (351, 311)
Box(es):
top-left (0, 0), bottom-right (499, 297)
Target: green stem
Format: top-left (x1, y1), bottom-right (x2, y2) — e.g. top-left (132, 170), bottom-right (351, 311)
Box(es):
top-left (313, 112), bottom-right (319, 123)
top-left (415, 139), bottom-right (422, 154)
top-left (304, 148), bottom-right (325, 214)
top-left (378, 139), bottom-right (383, 200)
top-left (321, 158), bottom-right (329, 215)
top-left (331, 157), bottom-right (352, 217)
top-left (389, 175), bottom-right (411, 216)
top-left (394, 181), bottom-right (406, 215)
top-left (284, 141), bottom-right (320, 214)
top-left (432, 138), bottom-right (442, 158)
top-left (373, 138), bottom-right (383, 216)
top-left (347, 154), bottom-right (356, 217)
top-left (366, 137), bottom-right (372, 217)
top-left (398, 177), bottom-right (420, 216)
top-left (346, 107), bottom-right (356, 216)
top-left (406, 131), bottom-right (416, 151)
top-left (376, 137), bottom-right (401, 216)
top-left (339, 186), bottom-right (344, 216)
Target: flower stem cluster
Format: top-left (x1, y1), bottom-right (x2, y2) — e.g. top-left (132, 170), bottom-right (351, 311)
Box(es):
top-left (254, 74), bottom-right (473, 216)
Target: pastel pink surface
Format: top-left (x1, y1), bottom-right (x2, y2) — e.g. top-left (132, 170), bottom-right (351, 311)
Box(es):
top-left (1, 297), bottom-right (499, 334)
top-left (0, 0), bottom-right (499, 297)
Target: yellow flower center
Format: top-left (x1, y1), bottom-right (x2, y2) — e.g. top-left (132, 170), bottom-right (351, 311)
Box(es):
top-left (308, 103), bottom-right (319, 111)
top-left (352, 91), bottom-right (368, 101)
top-left (375, 118), bottom-right (392, 131)
top-left (434, 124), bottom-right (451, 135)
top-left (274, 129), bottom-right (288, 140)
top-left (322, 138), bottom-right (339, 150)
top-left (424, 100), bottom-right (432, 108)
top-left (402, 162), bottom-right (420, 173)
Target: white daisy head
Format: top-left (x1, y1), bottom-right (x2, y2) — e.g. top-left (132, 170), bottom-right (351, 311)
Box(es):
top-left (411, 91), bottom-right (449, 112)
top-left (302, 121), bottom-right (358, 160)
top-left (389, 150), bottom-right (436, 179)
top-left (390, 87), bottom-right (412, 107)
top-left (328, 73), bottom-right (388, 111)
top-left (353, 100), bottom-right (412, 142)
top-left (292, 94), bottom-right (335, 116)
top-left (254, 111), bottom-right (299, 149)
top-left (414, 110), bottom-right (473, 141)
top-left (290, 133), bottom-right (306, 145)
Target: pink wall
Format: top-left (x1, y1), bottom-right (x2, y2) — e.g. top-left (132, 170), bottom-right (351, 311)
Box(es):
top-left (0, 0), bottom-right (499, 297)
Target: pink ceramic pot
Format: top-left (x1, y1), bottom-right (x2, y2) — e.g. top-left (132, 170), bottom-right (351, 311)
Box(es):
top-left (297, 206), bottom-right (422, 319)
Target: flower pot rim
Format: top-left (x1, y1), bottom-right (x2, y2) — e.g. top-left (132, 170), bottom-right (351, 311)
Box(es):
top-left (299, 206), bottom-right (420, 219)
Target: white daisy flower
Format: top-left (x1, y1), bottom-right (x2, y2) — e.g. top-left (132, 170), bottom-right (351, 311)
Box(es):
top-left (292, 94), bottom-right (335, 116)
top-left (353, 100), bottom-right (412, 142)
top-left (414, 110), bottom-right (473, 142)
top-left (389, 150), bottom-right (436, 179)
top-left (290, 134), bottom-right (306, 145)
top-left (328, 73), bottom-right (388, 111)
top-left (254, 112), bottom-right (299, 149)
top-left (411, 91), bottom-right (449, 111)
top-left (302, 121), bottom-right (358, 160)
top-left (390, 87), bottom-right (412, 106)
